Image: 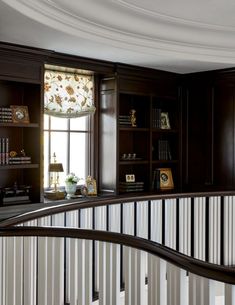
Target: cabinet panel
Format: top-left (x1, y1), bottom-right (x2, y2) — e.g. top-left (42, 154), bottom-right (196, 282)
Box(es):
top-left (213, 84), bottom-right (235, 187)
top-left (99, 88), bottom-right (117, 193)
top-left (0, 59), bottom-right (41, 82)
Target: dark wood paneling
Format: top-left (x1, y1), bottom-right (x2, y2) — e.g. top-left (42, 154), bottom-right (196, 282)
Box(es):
top-left (213, 83), bottom-right (235, 187)
top-left (99, 79), bottom-right (118, 193)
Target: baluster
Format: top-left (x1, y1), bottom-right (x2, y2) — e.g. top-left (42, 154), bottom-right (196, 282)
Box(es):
top-left (4, 236), bottom-right (23, 305)
top-left (225, 284), bottom-right (235, 305)
top-left (165, 199), bottom-right (177, 250)
top-left (37, 216), bottom-right (51, 305)
top-left (107, 204), bottom-right (121, 305)
top-left (189, 274), bottom-right (214, 305)
top-left (123, 202), bottom-right (135, 305)
top-left (78, 208), bottom-right (93, 305)
top-left (167, 263), bottom-right (181, 305)
top-left (148, 255), bottom-right (166, 305)
top-left (23, 220), bottom-right (37, 305)
top-left (95, 205), bottom-right (107, 304)
top-left (65, 210), bottom-right (79, 305)
top-left (179, 198), bottom-right (191, 256)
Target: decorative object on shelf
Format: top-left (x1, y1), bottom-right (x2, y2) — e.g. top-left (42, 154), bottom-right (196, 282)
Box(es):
top-left (86, 175), bottom-right (97, 196)
top-left (130, 109), bottom-right (137, 127)
top-left (159, 168), bottom-right (174, 190)
top-left (45, 153), bottom-right (65, 200)
top-left (161, 112), bottom-right (171, 129)
top-left (80, 185), bottom-right (88, 196)
top-left (10, 105), bottom-right (30, 123)
top-left (65, 172), bottom-right (80, 198)
top-left (121, 153), bottom-right (139, 160)
top-left (125, 174), bottom-right (135, 182)
top-left (6, 149), bottom-right (31, 165)
top-left (44, 69), bottom-right (95, 118)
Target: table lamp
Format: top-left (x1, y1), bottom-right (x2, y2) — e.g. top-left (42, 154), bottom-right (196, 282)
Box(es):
top-left (45, 153), bottom-right (65, 200)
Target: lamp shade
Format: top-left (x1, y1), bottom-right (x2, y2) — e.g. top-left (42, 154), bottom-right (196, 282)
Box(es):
top-left (48, 163), bottom-right (64, 172)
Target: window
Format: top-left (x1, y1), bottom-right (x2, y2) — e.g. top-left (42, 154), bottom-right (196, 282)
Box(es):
top-left (43, 66), bottom-right (94, 188)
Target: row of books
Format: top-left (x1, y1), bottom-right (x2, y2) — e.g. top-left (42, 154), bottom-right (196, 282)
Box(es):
top-left (157, 140), bottom-right (172, 160)
top-left (0, 138), bottom-right (32, 165)
top-left (0, 138), bottom-right (9, 164)
top-left (9, 156), bottom-right (31, 164)
top-left (119, 115), bottom-right (132, 126)
top-left (0, 107), bottom-right (12, 123)
top-left (0, 185), bottom-right (31, 205)
top-left (152, 108), bottom-right (162, 128)
top-left (119, 181), bottom-right (144, 193)
top-left (152, 169), bottom-right (161, 190)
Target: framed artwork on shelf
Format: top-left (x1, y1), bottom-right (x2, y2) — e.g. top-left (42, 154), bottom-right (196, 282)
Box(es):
top-left (11, 105), bottom-right (30, 123)
top-left (161, 112), bottom-right (170, 129)
top-left (86, 176), bottom-right (97, 196)
top-left (159, 168), bottom-right (174, 190)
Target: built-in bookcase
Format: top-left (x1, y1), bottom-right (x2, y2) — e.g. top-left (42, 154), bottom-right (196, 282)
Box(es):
top-left (99, 70), bottom-right (181, 194)
top-left (0, 55), bottom-right (43, 205)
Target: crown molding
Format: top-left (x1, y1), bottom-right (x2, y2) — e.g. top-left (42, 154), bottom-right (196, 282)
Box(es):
top-left (2, 0), bottom-right (235, 64)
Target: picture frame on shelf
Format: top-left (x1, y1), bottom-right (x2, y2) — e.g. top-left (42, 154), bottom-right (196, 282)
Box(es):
top-left (11, 105), bottom-right (30, 123)
top-left (161, 112), bottom-right (170, 129)
top-left (86, 176), bottom-right (97, 196)
top-left (159, 168), bottom-right (174, 190)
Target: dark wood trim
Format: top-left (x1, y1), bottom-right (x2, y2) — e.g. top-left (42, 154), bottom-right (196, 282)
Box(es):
top-left (1, 226), bottom-right (235, 285)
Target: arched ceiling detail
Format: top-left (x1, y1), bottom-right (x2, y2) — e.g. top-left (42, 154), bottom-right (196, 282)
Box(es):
top-left (1, 0), bottom-right (235, 73)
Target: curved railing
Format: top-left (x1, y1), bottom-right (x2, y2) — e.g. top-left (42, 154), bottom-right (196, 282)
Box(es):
top-left (0, 226), bottom-right (235, 284)
top-left (0, 191), bottom-right (235, 305)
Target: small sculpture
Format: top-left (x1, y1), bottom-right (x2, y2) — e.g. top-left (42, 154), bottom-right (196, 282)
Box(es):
top-left (130, 109), bottom-right (137, 127)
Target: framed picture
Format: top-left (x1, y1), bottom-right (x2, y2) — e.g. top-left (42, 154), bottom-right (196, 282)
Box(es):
top-left (159, 168), bottom-right (174, 190)
top-left (125, 174), bottom-right (135, 182)
top-left (86, 176), bottom-right (97, 196)
top-left (11, 105), bottom-right (30, 123)
top-left (161, 112), bottom-right (170, 129)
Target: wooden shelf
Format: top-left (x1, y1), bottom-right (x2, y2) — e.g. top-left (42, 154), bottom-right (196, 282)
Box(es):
top-left (152, 160), bottom-right (179, 164)
top-left (119, 160), bottom-right (149, 165)
top-left (0, 164), bottom-right (39, 170)
top-left (0, 123), bottom-right (39, 128)
top-left (152, 128), bottom-right (178, 133)
top-left (119, 127), bottom-right (149, 131)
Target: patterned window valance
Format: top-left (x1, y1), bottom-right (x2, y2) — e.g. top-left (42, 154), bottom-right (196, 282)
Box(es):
top-left (44, 70), bottom-right (95, 118)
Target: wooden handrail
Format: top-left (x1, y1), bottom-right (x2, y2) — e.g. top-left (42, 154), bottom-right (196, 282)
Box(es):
top-left (0, 226), bottom-right (234, 285)
top-left (1, 190), bottom-right (235, 227)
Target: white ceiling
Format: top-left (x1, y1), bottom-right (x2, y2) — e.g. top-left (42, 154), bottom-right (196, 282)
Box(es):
top-left (1, 0), bottom-right (235, 73)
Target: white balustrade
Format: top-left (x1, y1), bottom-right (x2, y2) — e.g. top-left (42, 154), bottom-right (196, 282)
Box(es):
top-left (0, 195), bottom-right (235, 305)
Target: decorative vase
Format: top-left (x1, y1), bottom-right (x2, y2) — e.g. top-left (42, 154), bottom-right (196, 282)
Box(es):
top-left (65, 182), bottom-right (77, 198)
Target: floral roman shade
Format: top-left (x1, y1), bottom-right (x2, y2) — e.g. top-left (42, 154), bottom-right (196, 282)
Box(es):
top-left (44, 70), bottom-right (95, 118)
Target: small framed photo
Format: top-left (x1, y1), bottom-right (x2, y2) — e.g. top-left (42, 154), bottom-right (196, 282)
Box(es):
top-left (86, 176), bottom-right (97, 196)
top-left (161, 112), bottom-right (170, 129)
top-left (159, 168), bottom-right (174, 190)
top-left (11, 105), bottom-right (30, 123)
top-left (125, 174), bottom-right (135, 182)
